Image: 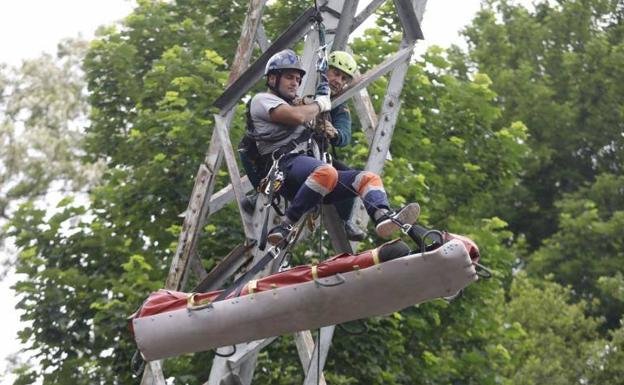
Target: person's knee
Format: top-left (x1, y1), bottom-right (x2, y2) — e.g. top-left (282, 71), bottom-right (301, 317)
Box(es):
top-left (305, 165), bottom-right (338, 196)
top-left (352, 171), bottom-right (384, 195)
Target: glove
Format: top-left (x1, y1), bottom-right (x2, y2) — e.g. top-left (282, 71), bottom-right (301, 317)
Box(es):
top-left (314, 94), bottom-right (332, 112)
top-left (316, 118), bottom-right (338, 139)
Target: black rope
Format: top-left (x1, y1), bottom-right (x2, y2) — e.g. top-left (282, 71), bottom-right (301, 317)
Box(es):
top-left (317, 327), bottom-right (321, 385)
top-left (131, 350), bottom-right (145, 377)
top-left (474, 262), bottom-right (493, 279)
top-left (408, 229), bottom-right (444, 255)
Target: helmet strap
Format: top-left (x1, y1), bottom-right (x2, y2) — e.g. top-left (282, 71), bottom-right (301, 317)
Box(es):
top-left (267, 71), bottom-right (295, 103)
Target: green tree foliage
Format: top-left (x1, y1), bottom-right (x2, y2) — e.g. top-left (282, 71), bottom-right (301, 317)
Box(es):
top-left (7, 0), bottom-right (622, 384)
top-left (463, 0), bottom-right (624, 247)
top-left (8, 0), bottom-right (234, 382)
top-left (0, 38), bottom-right (102, 236)
top-left (499, 273), bottom-right (602, 385)
top-left (528, 173), bottom-right (624, 329)
top-left (585, 320), bottom-right (624, 384)
top-left (251, 4), bottom-right (529, 383)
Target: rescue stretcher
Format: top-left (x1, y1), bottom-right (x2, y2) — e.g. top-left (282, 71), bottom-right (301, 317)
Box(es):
top-left (131, 235), bottom-right (480, 361)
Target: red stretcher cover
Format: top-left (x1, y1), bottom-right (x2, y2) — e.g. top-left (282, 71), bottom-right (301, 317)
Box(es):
top-left (130, 233), bottom-right (479, 326)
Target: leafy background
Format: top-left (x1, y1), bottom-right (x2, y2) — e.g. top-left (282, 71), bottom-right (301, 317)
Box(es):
top-left (1, 0), bottom-right (623, 384)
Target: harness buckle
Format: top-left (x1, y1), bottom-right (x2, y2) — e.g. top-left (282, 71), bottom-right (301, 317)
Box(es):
top-left (322, 151), bottom-right (332, 164)
top-left (270, 246), bottom-right (281, 259)
top-left (400, 223), bottom-right (413, 234)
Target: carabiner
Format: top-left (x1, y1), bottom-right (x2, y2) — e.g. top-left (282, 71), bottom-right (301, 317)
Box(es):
top-left (270, 246), bottom-right (281, 259)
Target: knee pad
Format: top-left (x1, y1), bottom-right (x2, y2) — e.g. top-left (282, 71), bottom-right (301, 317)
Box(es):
top-left (305, 165), bottom-right (338, 196)
top-left (352, 172), bottom-right (384, 196)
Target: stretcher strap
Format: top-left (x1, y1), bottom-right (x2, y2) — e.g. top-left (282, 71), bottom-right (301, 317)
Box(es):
top-left (247, 279), bottom-right (258, 294)
top-left (186, 293), bottom-right (212, 311)
top-left (371, 248), bottom-right (380, 265)
top-left (311, 265), bottom-right (319, 281)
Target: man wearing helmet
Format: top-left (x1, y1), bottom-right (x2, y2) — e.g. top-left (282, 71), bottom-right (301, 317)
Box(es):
top-left (314, 50), bottom-right (358, 147)
top-left (313, 51), bottom-right (365, 240)
top-left (247, 49), bottom-right (420, 245)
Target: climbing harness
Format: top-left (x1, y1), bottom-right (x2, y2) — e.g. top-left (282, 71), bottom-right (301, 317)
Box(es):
top-left (259, 154), bottom-right (285, 250)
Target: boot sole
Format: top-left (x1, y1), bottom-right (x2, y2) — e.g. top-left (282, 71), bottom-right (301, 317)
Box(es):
top-left (267, 233), bottom-right (285, 246)
top-left (375, 203), bottom-right (421, 238)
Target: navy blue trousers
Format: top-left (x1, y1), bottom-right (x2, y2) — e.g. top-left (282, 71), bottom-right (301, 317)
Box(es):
top-left (280, 155), bottom-right (389, 223)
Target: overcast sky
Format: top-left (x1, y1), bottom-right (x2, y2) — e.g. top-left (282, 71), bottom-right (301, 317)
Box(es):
top-left (0, 0), bottom-right (484, 66)
top-left (0, 0), bottom-right (487, 380)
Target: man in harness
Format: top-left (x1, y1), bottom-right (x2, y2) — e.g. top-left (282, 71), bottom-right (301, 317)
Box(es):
top-left (314, 50), bottom-right (365, 241)
top-left (240, 51), bottom-right (365, 241)
top-left (248, 49), bottom-right (420, 245)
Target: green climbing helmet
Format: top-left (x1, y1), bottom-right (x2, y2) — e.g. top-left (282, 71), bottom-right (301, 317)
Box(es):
top-left (328, 51), bottom-right (357, 79)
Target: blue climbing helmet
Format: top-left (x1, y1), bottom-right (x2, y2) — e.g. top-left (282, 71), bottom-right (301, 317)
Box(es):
top-left (265, 49), bottom-right (306, 78)
top-left (264, 49), bottom-right (305, 101)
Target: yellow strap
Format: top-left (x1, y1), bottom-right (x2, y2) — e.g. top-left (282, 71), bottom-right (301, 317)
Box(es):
top-left (371, 248), bottom-right (380, 265)
top-left (247, 279), bottom-right (258, 294)
top-left (312, 265), bottom-right (319, 281)
top-left (186, 292), bottom-right (196, 307)
top-left (187, 293), bottom-right (211, 310)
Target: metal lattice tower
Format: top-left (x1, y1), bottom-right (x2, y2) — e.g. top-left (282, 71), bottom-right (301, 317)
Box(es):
top-left (140, 1), bottom-right (427, 384)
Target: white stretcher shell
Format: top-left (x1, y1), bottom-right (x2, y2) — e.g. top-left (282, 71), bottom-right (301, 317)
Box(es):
top-left (133, 239), bottom-right (477, 361)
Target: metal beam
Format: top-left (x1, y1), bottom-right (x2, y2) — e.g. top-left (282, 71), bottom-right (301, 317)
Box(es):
top-left (150, 2), bottom-right (267, 383)
top-left (227, 1), bottom-right (269, 86)
top-left (322, 205), bottom-right (353, 254)
top-left (299, 27), bottom-right (322, 96)
top-left (294, 331), bottom-right (327, 385)
top-left (140, 361), bottom-right (166, 385)
top-left (351, 0), bottom-right (387, 32)
top-left (331, 0), bottom-right (359, 50)
top-left (303, 326), bottom-right (336, 385)
top-left (207, 176), bottom-right (253, 215)
top-left (353, 88), bottom-right (378, 144)
top-left (213, 6), bottom-right (319, 111)
top-left (331, 44), bottom-right (415, 107)
top-left (214, 114), bottom-right (255, 237)
top-left (189, 252), bottom-right (208, 282)
top-left (192, 243), bottom-right (255, 292)
top-left (163, 108), bottom-right (233, 291)
top-left (393, 0), bottom-right (424, 42)
top-left (226, 338), bottom-right (278, 369)
top-left (256, 22), bottom-right (269, 52)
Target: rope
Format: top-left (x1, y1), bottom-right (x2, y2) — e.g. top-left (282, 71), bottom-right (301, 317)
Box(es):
top-left (317, 327), bottom-right (321, 385)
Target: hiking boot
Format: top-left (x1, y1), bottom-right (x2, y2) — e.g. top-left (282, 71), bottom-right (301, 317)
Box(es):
top-left (344, 220), bottom-right (366, 242)
top-left (374, 203), bottom-right (421, 238)
top-left (241, 192), bottom-right (259, 214)
top-left (267, 222), bottom-right (294, 245)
